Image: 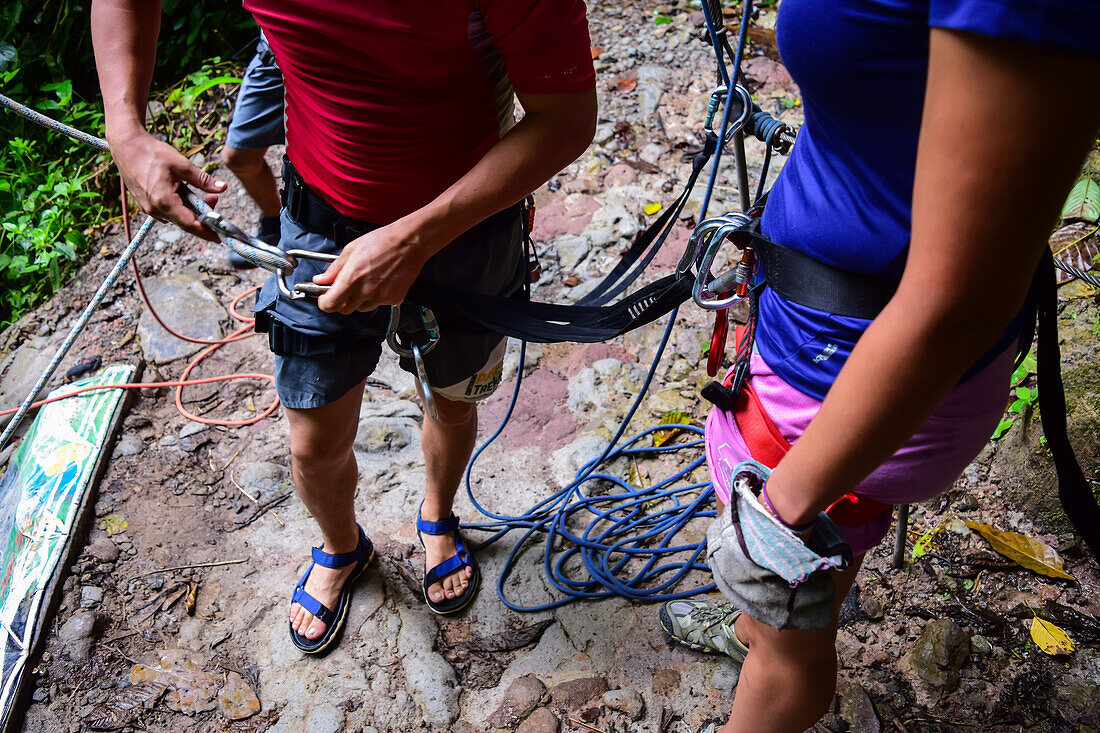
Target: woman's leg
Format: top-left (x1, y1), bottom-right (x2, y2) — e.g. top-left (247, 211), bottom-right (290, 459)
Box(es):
top-left (720, 553), bottom-right (866, 733)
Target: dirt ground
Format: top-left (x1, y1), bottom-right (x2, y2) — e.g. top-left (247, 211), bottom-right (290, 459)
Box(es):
top-left (3, 2), bottom-right (1100, 732)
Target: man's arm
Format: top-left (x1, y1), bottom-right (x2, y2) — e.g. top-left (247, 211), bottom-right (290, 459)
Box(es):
top-left (763, 29), bottom-right (1100, 525)
top-left (314, 88), bottom-right (597, 314)
top-left (91, 0), bottom-right (225, 241)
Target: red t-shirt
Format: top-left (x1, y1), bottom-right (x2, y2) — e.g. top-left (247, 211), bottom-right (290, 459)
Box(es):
top-left (244, 0), bottom-right (596, 224)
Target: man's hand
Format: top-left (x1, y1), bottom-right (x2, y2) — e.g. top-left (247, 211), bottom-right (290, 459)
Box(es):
top-left (313, 218), bottom-right (433, 314)
top-left (109, 128), bottom-right (226, 242)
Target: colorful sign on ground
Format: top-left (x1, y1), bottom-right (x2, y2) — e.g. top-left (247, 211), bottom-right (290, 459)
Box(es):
top-left (0, 365), bottom-right (134, 729)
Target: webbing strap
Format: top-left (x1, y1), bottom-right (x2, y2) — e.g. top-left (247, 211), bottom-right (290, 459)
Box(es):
top-left (408, 273), bottom-right (694, 344)
top-left (1035, 251), bottom-right (1100, 562)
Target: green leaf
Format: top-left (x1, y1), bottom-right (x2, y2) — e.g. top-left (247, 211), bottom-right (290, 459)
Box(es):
top-left (1061, 177), bottom-right (1100, 224)
top-left (1015, 386), bottom-right (1033, 402)
top-left (1011, 351), bottom-right (1037, 385)
top-left (991, 417), bottom-right (1013, 440)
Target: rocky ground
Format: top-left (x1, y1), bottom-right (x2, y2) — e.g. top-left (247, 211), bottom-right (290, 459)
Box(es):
top-left (3, 2), bottom-right (1100, 732)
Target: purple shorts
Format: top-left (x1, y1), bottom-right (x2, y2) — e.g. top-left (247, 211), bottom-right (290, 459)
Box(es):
top-left (706, 347), bottom-right (1015, 555)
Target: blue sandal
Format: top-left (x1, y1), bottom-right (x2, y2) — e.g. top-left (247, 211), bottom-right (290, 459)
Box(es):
top-left (416, 509), bottom-right (480, 615)
top-left (289, 525), bottom-right (374, 654)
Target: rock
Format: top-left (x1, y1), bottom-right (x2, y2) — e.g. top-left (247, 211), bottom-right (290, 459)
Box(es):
top-left (549, 676), bottom-right (608, 711)
top-left (237, 461), bottom-right (289, 497)
top-left (837, 683), bottom-right (880, 733)
top-left (709, 661), bottom-right (740, 696)
top-left (550, 434), bottom-right (607, 488)
top-left (603, 164), bottom-right (636, 187)
top-left (114, 435), bottom-right (143, 457)
top-left (86, 537), bottom-right (119, 563)
top-left (552, 234), bottom-right (591, 270)
top-left (487, 675), bottom-right (548, 728)
top-left (397, 607), bottom-right (459, 726)
top-left (31, 687), bottom-right (48, 703)
top-left (354, 417), bottom-right (419, 456)
top-left (57, 612), bottom-right (98, 662)
top-left (304, 702), bottom-right (345, 733)
top-left (80, 586), bottom-right (104, 608)
top-left (137, 274), bottom-right (226, 363)
top-left (898, 619), bottom-right (970, 707)
top-left (602, 688), bottom-right (644, 720)
top-left (860, 597), bottom-right (885, 621)
top-left (0, 335), bottom-right (56, 413)
top-left (955, 493), bottom-right (980, 512)
top-left (970, 634), bottom-right (994, 656)
top-left (636, 65), bottom-right (670, 122)
top-left (178, 422), bottom-right (206, 440)
top-left (517, 707), bottom-right (560, 733)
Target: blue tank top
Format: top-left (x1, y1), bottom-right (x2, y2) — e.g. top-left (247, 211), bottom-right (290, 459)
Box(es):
top-left (756, 0), bottom-right (1100, 401)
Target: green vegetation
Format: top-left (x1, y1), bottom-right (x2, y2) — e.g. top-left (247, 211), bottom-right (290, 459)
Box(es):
top-left (0, 1), bottom-right (254, 329)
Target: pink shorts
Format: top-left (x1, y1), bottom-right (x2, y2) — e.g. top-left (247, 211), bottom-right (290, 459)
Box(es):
top-left (706, 348), bottom-right (1015, 555)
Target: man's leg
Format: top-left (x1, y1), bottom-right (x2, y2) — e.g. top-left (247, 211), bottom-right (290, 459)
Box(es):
top-left (417, 389), bottom-right (478, 604)
top-left (720, 554), bottom-right (866, 733)
top-left (222, 145), bottom-right (281, 220)
top-left (286, 379), bottom-right (367, 640)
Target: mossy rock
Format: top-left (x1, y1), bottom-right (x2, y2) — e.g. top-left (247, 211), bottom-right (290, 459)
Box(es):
top-left (994, 296), bottom-right (1100, 538)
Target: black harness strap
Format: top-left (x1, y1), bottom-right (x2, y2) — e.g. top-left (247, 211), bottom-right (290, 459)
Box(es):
top-left (1035, 250), bottom-right (1100, 562)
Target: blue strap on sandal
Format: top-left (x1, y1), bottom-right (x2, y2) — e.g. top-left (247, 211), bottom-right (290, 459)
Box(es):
top-left (289, 525), bottom-right (374, 654)
top-left (416, 509), bottom-right (480, 615)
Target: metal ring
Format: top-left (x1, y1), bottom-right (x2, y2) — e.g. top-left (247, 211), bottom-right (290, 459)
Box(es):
top-left (692, 214), bottom-right (753, 310)
top-left (720, 84), bottom-right (754, 145)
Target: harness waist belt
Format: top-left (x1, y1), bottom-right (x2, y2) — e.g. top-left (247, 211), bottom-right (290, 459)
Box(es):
top-left (757, 238), bottom-right (901, 321)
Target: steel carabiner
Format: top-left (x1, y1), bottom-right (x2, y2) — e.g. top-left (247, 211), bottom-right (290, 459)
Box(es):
top-left (692, 213), bottom-right (754, 311)
top-left (276, 249), bottom-right (339, 300)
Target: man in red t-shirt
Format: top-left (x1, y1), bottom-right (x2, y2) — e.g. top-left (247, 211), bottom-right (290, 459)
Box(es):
top-left (92, 0), bottom-right (596, 653)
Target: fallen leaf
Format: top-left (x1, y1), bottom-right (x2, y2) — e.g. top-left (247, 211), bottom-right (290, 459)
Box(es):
top-left (185, 582), bottom-right (198, 616)
top-left (217, 671), bottom-right (261, 720)
top-left (964, 520), bottom-right (1076, 582)
top-left (615, 77), bottom-right (637, 93)
top-left (1061, 177), bottom-right (1100, 224)
top-left (911, 519), bottom-right (947, 559)
top-left (590, 46), bottom-right (603, 59)
top-left (644, 202), bottom-right (662, 216)
top-left (628, 460), bottom-right (649, 489)
top-left (653, 411), bottom-right (691, 447)
top-left (1029, 611), bottom-right (1075, 656)
top-left (82, 681), bottom-right (166, 730)
top-left (100, 514), bottom-right (128, 535)
top-left (563, 276), bottom-right (580, 287)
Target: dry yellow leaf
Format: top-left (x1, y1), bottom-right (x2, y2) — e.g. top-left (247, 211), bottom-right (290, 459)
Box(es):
top-left (652, 411), bottom-right (691, 448)
top-left (1030, 614), bottom-right (1075, 656)
top-left (644, 202), bottom-right (662, 215)
top-left (964, 520), bottom-right (1075, 582)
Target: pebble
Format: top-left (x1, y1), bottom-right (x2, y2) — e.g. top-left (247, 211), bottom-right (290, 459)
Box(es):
top-left (86, 536), bottom-right (119, 564)
top-left (970, 634), bottom-right (994, 655)
top-left (488, 675), bottom-right (548, 728)
top-left (860, 597), bottom-right (885, 621)
top-left (602, 688), bottom-right (645, 720)
top-left (31, 688), bottom-right (48, 703)
top-left (517, 707), bottom-right (560, 733)
top-left (550, 676), bottom-right (608, 710)
top-left (304, 702), bottom-right (345, 733)
top-left (80, 586), bottom-right (103, 608)
top-left (115, 435), bottom-right (143, 456)
top-left (57, 611), bottom-right (98, 662)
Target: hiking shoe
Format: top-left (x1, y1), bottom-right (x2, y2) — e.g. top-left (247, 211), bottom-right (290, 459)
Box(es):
top-left (659, 599), bottom-right (749, 663)
top-left (227, 215), bottom-right (280, 269)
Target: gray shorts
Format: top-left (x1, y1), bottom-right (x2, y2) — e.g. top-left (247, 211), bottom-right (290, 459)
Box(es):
top-left (253, 207), bottom-right (524, 410)
top-left (225, 34), bottom-right (285, 150)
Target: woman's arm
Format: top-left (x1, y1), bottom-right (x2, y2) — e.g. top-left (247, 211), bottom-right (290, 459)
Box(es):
top-left (765, 29), bottom-right (1100, 526)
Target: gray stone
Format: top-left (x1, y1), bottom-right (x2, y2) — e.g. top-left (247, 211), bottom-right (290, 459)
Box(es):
top-left (708, 661), bottom-right (739, 696)
top-left (0, 336), bottom-right (56, 413)
top-left (158, 227), bottom-right (182, 245)
top-left (237, 461), bottom-right (289, 497)
top-left (354, 417), bottom-right (418, 456)
top-left (137, 274), bottom-right (226, 363)
top-left (517, 707), bottom-right (560, 733)
top-left (838, 683), bottom-right (880, 733)
top-left (636, 65), bottom-right (670, 122)
top-left (860, 597), bottom-right (885, 621)
top-left (79, 586), bottom-right (103, 608)
top-left (552, 234), bottom-right (590, 270)
top-left (550, 434), bottom-right (607, 488)
top-left (179, 422), bottom-right (207, 439)
top-left (488, 675), bottom-right (548, 728)
top-left (86, 537), bottom-right (119, 564)
top-left (970, 634), bottom-right (994, 656)
top-left (898, 619), bottom-right (970, 707)
top-left (602, 688), bottom-right (644, 720)
top-left (57, 611), bottom-right (98, 662)
top-left (304, 702), bottom-right (345, 733)
top-left (549, 675), bottom-right (608, 711)
top-left (114, 435), bottom-right (143, 456)
top-left (361, 398), bottom-right (422, 419)
top-left (397, 607), bottom-right (459, 726)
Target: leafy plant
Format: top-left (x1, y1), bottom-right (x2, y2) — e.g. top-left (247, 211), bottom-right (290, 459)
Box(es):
top-left (991, 350), bottom-right (1038, 440)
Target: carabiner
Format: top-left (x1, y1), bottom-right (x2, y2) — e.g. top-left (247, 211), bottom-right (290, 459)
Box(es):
top-left (702, 83), bottom-right (754, 144)
top-left (413, 343), bottom-right (439, 420)
top-left (276, 249), bottom-right (339, 300)
top-left (692, 213), bottom-right (754, 311)
top-left (179, 186), bottom-right (295, 274)
top-left (385, 304), bottom-right (440, 358)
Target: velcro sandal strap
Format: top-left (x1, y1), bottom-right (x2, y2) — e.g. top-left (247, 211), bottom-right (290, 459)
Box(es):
top-left (425, 548), bottom-right (470, 587)
top-left (417, 514), bottom-right (459, 536)
top-left (311, 527), bottom-right (367, 569)
top-left (291, 586), bottom-right (336, 626)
